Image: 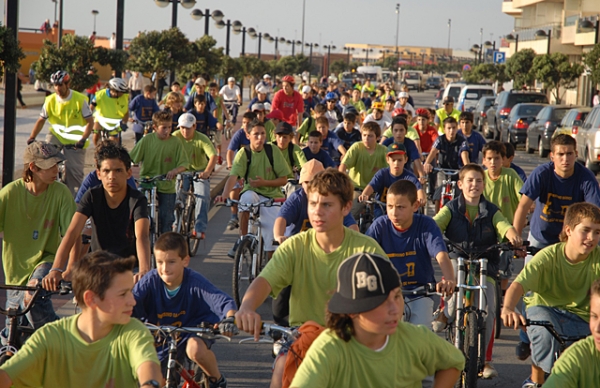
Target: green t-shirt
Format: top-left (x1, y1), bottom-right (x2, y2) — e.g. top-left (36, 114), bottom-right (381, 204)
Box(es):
top-left (483, 167), bottom-right (523, 224)
top-left (349, 99), bottom-right (366, 113)
top-left (212, 94), bottom-right (224, 124)
top-left (259, 228), bottom-right (386, 326)
top-left (275, 143), bottom-right (307, 179)
top-left (172, 130), bottom-right (216, 172)
top-left (434, 203), bottom-right (513, 242)
top-left (543, 336), bottom-right (600, 388)
top-left (291, 323), bottom-right (465, 388)
top-left (1, 314), bottom-right (159, 387)
top-left (382, 126), bottom-right (420, 142)
top-left (229, 145), bottom-right (291, 198)
top-left (129, 133), bottom-right (189, 194)
top-left (297, 117), bottom-right (317, 144)
top-left (0, 180), bottom-right (75, 285)
top-left (516, 243), bottom-right (600, 321)
top-left (265, 120), bottom-right (276, 143)
top-left (341, 142), bottom-right (388, 190)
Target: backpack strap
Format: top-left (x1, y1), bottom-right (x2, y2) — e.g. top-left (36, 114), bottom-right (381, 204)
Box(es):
top-left (244, 144), bottom-right (276, 182)
top-left (288, 144), bottom-right (295, 170)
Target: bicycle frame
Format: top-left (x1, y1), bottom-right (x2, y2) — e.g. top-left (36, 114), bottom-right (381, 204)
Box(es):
top-left (454, 256), bottom-right (489, 347)
top-left (137, 175), bottom-right (167, 268)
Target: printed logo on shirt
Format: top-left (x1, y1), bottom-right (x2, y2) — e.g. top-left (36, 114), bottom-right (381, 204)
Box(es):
top-left (541, 192), bottom-right (572, 223)
top-left (164, 157), bottom-right (173, 163)
top-left (300, 219), bottom-right (310, 232)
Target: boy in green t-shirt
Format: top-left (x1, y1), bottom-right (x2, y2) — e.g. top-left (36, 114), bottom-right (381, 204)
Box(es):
top-left (544, 278), bottom-right (600, 388)
top-left (296, 103), bottom-right (327, 144)
top-left (0, 251), bottom-right (161, 388)
top-left (235, 169), bottom-right (386, 388)
top-left (216, 119), bottom-right (291, 257)
top-left (130, 110), bottom-right (189, 234)
top-left (273, 121), bottom-right (307, 198)
top-left (173, 113), bottom-right (217, 240)
top-left (502, 202), bottom-right (600, 387)
top-left (339, 121), bottom-right (388, 219)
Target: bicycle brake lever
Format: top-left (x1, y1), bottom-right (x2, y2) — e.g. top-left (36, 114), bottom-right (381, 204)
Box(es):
top-left (238, 337), bottom-right (273, 344)
top-left (212, 334), bottom-right (232, 342)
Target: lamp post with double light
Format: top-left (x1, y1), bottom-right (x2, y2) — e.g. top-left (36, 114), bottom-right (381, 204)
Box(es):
top-left (190, 8), bottom-right (224, 36)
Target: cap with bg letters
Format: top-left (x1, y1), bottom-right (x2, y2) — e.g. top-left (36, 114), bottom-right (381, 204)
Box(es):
top-left (328, 252), bottom-right (400, 314)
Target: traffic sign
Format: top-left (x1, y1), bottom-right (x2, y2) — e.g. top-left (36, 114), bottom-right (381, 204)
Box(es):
top-left (493, 51), bottom-right (506, 64)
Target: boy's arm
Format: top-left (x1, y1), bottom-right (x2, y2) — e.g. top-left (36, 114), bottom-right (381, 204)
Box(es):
top-left (460, 150), bottom-right (469, 166)
top-left (338, 163), bottom-right (348, 173)
top-left (215, 175), bottom-right (240, 203)
top-left (501, 281), bottom-right (526, 330)
top-left (337, 144), bottom-right (347, 157)
top-left (433, 205), bottom-right (452, 232)
top-left (226, 149), bottom-right (236, 169)
top-left (513, 194), bottom-right (534, 236)
top-left (359, 185), bottom-right (374, 202)
top-left (137, 361), bottom-right (163, 387)
top-left (273, 217), bottom-right (288, 245)
top-left (248, 175), bottom-right (288, 189)
top-left (424, 148), bottom-right (439, 173)
top-left (235, 277), bottom-right (273, 341)
top-left (134, 217), bottom-right (151, 282)
top-left (433, 368), bottom-right (461, 388)
top-left (0, 371), bottom-right (11, 388)
top-left (200, 155), bottom-right (217, 179)
top-left (434, 251), bottom-right (456, 296)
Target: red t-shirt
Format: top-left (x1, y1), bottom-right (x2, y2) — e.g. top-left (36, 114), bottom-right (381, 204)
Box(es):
top-left (418, 125), bottom-right (439, 153)
top-left (272, 90), bottom-right (304, 127)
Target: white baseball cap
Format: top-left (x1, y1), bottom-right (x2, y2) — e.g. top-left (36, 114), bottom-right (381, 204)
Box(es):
top-left (177, 113), bottom-right (196, 128)
top-left (228, 77), bottom-right (235, 82)
top-left (257, 86), bottom-right (268, 94)
top-left (263, 74), bottom-right (271, 79)
top-left (194, 78), bottom-right (206, 86)
top-left (252, 103), bottom-right (266, 111)
top-left (264, 102), bottom-right (272, 111)
top-left (398, 92), bottom-right (409, 98)
top-left (301, 85), bottom-right (312, 93)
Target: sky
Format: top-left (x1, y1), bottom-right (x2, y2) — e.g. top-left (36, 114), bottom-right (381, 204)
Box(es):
top-left (14, 0), bottom-right (515, 58)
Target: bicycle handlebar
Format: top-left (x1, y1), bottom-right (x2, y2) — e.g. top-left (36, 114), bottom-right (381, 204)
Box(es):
top-left (145, 323), bottom-right (232, 342)
top-left (402, 283), bottom-right (440, 297)
top-left (216, 198), bottom-right (285, 208)
top-left (261, 322), bottom-right (299, 341)
top-left (0, 281), bottom-right (71, 317)
top-left (432, 168), bottom-right (460, 176)
top-left (179, 171), bottom-right (208, 182)
top-left (444, 240), bottom-right (530, 261)
top-left (135, 175), bottom-right (169, 184)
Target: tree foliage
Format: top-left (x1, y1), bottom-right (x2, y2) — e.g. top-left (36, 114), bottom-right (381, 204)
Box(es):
top-left (583, 44), bottom-right (600, 87)
top-left (0, 22), bottom-right (25, 79)
top-left (330, 59), bottom-right (347, 76)
top-left (460, 63), bottom-right (508, 85)
top-left (237, 56), bottom-right (271, 80)
top-left (126, 28), bottom-right (194, 86)
top-left (33, 34), bottom-right (98, 92)
top-left (179, 35), bottom-right (223, 83)
top-left (505, 49), bottom-right (536, 89)
top-left (532, 52), bottom-right (583, 103)
top-left (95, 47), bottom-right (129, 74)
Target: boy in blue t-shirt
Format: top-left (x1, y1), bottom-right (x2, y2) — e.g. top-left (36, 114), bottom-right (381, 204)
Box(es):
top-left (458, 112), bottom-right (486, 164)
top-left (334, 111), bottom-right (361, 150)
top-left (359, 142), bottom-right (425, 218)
top-left (302, 131), bottom-right (336, 169)
top-left (133, 233), bottom-right (237, 388)
top-left (382, 116), bottom-right (426, 179)
top-left (503, 142), bottom-right (527, 183)
top-left (189, 94), bottom-right (222, 164)
top-left (315, 116), bottom-right (346, 165)
top-left (129, 84), bottom-right (160, 143)
top-left (366, 179), bottom-right (455, 328)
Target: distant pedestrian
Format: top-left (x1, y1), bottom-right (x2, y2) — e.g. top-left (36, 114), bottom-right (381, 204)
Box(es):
top-left (40, 19), bottom-right (50, 34)
top-left (89, 31), bottom-right (96, 44)
top-left (109, 33), bottom-right (116, 49)
top-left (593, 89), bottom-right (600, 107)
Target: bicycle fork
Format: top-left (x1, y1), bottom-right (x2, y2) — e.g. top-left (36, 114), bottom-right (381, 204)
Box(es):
top-left (454, 257), bottom-right (488, 349)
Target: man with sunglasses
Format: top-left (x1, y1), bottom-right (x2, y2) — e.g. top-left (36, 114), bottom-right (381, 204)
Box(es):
top-left (434, 96), bottom-right (461, 134)
top-left (28, 70), bottom-right (94, 197)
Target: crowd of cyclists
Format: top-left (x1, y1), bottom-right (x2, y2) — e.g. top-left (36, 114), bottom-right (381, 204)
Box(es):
top-left (0, 68), bottom-right (599, 388)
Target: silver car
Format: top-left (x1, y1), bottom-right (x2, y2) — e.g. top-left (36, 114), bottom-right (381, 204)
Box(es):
top-left (575, 105), bottom-right (600, 174)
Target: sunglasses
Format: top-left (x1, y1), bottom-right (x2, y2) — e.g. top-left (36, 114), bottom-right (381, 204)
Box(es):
top-left (444, 103), bottom-right (453, 106)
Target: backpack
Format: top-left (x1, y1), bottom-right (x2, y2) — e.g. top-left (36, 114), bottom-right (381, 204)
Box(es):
top-left (243, 143), bottom-right (294, 182)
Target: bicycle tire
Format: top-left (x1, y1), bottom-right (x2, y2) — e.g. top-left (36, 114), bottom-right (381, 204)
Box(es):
top-left (232, 238), bottom-right (254, 308)
top-left (187, 203), bottom-right (200, 257)
top-left (174, 204), bottom-right (184, 234)
top-left (464, 311), bottom-right (479, 388)
top-left (494, 280), bottom-right (502, 339)
top-left (0, 353), bottom-right (11, 366)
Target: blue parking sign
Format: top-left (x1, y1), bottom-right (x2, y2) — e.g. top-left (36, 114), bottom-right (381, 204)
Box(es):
top-left (493, 51), bottom-right (506, 64)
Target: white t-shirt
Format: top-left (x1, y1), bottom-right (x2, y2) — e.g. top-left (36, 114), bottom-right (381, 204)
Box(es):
top-left (394, 101), bottom-right (415, 115)
top-left (363, 113), bottom-right (392, 131)
top-left (219, 84), bottom-right (241, 101)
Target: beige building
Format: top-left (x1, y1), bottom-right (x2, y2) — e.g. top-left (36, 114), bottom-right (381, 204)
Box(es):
top-left (502, 0), bottom-right (599, 105)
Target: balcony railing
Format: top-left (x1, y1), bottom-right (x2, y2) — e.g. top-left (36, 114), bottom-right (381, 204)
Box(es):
top-left (515, 23), bottom-right (561, 42)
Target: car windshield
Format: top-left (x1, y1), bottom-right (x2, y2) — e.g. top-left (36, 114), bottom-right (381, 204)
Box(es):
top-left (449, 87), bottom-right (462, 99)
top-left (464, 89), bottom-right (494, 100)
top-left (428, 77), bottom-right (441, 83)
top-left (404, 73), bottom-right (419, 80)
top-left (512, 94), bottom-right (548, 104)
top-left (515, 105), bottom-right (544, 117)
top-left (551, 108), bottom-right (570, 121)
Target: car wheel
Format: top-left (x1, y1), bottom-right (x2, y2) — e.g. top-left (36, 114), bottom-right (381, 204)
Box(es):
top-left (539, 137), bottom-right (549, 158)
top-left (526, 137), bottom-right (534, 154)
top-left (585, 149), bottom-right (599, 176)
top-left (510, 132), bottom-right (518, 146)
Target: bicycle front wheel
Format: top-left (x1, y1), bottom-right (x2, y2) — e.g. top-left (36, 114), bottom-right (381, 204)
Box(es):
top-left (463, 311), bottom-right (479, 388)
top-left (232, 238), bottom-right (254, 308)
top-left (174, 204), bottom-right (184, 234)
top-left (187, 203), bottom-right (200, 257)
top-left (494, 280), bottom-right (502, 339)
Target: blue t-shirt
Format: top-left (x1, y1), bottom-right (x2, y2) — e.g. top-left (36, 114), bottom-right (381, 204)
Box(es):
top-left (189, 106), bottom-right (218, 135)
top-left (184, 91), bottom-right (216, 113)
top-left (382, 137), bottom-right (420, 165)
top-left (228, 128), bottom-right (249, 151)
top-left (511, 162), bottom-right (527, 183)
top-left (320, 131), bottom-right (345, 164)
top-left (302, 147), bottom-right (336, 169)
top-left (458, 130), bottom-right (486, 163)
top-left (431, 134), bottom-right (469, 169)
top-left (366, 214), bottom-right (447, 289)
top-left (520, 162), bottom-right (600, 246)
top-left (303, 97), bottom-right (316, 115)
top-left (278, 188), bottom-right (357, 235)
top-left (334, 124), bottom-right (361, 150)
top-left (368, 167), bottom-right (422, 202)
top-left (362, 97), bottom-right (372, 110)
top-left (248, 96), bottom-right (272, 109)
top-left (129, 95), bottom-right (160, 134)
top-left (75, 170), bottom-right (138, 203)
top-left (132, 268), bottom-right (236, 360)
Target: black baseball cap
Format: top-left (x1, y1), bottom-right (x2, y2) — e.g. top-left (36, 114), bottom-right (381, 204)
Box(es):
top-left (274, 121), bottom-right (294, 135)
top-left (329, 253), bottom-right (400, 314)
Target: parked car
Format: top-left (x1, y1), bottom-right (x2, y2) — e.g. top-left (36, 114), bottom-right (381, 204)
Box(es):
top-left (576, 105), bottom-right (600, 174)
top-left (433, 88), bottom-right (444, 109)
top-left (485, 90), bottom-right (549, 140)
top-left (456, 85), bottom-right (495, 113)
top-left (473, 96), bottom-right (495, 132)
top-left (441, 82), bottom-right (466, 106)
top-left (426, 76), bottom-right (443, 90)
top-left (525, 105), bottom-right (571, 157)
top-left (552, 107), bottom-right (592, 138)
top-left (499, 103), bottom-right (547, 146)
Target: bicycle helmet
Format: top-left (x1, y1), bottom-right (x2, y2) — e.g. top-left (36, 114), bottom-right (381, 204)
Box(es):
top-left (281, 75), bottom-right (295, 84)
top-left (342, 105), bottom-right (358, 116)
top-left (108, 77), bottom-right (128, 93)
top-left (325, 92), bottom-right (338, 101)
top-left (50, 70), bottom-right (70, 85)
top-left (415, 108), bottom-right (430, 119)
top-left (392, 108), bottom-right (407, 117)
top-left (371, 102), bottom-right (384, 111)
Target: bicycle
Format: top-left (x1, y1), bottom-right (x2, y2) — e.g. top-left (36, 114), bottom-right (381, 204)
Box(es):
top-left (136, 174), bottom-right (168, 267)
top-left (223, 101), bottom-right (240, 128)
top-left (136, 120), bottom-right (154, 136)
top-left (95, 116), bottom-right (125, 145)
top-left (433, 167), bottom-right (459, 207)
top-left (56, 144), bottom-right (78, 186)
top-left (239, 322), bottom-right (300, 358)
top-left (402, 282), bottom-right (442, 324)
top-left (357, 198), bottom-right (385, 234)
top-left (223, 118), bottom-right (234, 141)
top-left (145, 323), bottom-right (232, 388)
top-left (175, 172), bottom-right (207, 257)
top-left (524, 319), bottom-right (588, 362)
top-left (217, 198), bottom-right (284, 308)
top-left (444, 240), bottom-right (522, 388)
top-left (0, 281), bottom-right (72, 365)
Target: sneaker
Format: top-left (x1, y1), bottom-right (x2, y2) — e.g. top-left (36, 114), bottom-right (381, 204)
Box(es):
top-left (431, 308), bottom-right (448, 333)
top-left (227, 240), bottom-right (240, 258)
top-left (227, 218), bottom-right (239, 230)
top-left (217, 155), bottom-right (223, 165)
top-left (516, 341), bottom-right (531, 361)
top-left (481, 363), bottom-right (498, 379)
top-left (521, 376), bottom-right (542, 388)
top-left (208, 374), bottom-right (227, 388)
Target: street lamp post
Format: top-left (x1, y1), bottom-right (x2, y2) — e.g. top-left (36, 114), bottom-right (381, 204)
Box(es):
top-left (534, 29), bottom-right (552, 54)
top-left (51, 0), bottom-right (58, 23)
top-left (91, 10), bottom-right (99, 32)
top-left (447, 19), bottom-right (451, 60)
top-left (344, 47), bottom-right (355, 69)
top-left (3, 0), bottom-right (19, 184)
top-left (305, 42), bottom-right (318, 83)
top-left (362, 48), bottom-right (373, 64)
top-left (380, 49), bottom-right (390, 61)
top-left (301, 0), bottom-right (306, 54)
top-left (471, 44), bottom-right (481, 64)
top-left (190, 9), bottom-right (224, 36)
top-left (58, 0), bottom-right (64, 48)
top-left (395, 3), bottom-right (400, 73)
top-left (484, 40), bottom-right (496, 63)
top-left (234, 25), bottom-right (248, 56)
top-left (216, 19), bottom-right (242, 56)
top-left (324, 44), bottom-right (336, 76)
top-left (506, 33), bottom-right (519, 54)
top-left (248, 29), bottom-right (264, 59)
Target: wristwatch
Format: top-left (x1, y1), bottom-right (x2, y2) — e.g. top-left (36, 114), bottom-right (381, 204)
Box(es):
top-left (140, 380), bottom-right (160, 388)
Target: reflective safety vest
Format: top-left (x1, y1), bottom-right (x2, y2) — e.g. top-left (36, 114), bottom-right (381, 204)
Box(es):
top-left (435, 108), bottom-right (461, 134)
top-left (45, 91), bottom-right (90, 148)
top-left (93, 89), bottom-right (128, 130)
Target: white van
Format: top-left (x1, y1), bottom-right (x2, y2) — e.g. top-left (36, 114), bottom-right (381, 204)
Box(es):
top-left (401, 70), bottom-right (424, 92)
top-left (441, 82), bottom-right (466, 105)
top-left (456, 85), bottom-right (496, 112)
top-left (356, 66), bottom-right (383, 87)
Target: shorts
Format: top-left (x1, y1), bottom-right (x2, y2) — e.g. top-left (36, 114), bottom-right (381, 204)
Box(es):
top-left (211, 129), bottom-right (222, 146)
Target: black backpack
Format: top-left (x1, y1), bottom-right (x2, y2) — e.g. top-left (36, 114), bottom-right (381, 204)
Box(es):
top-left (243, 144), bottom-right (295, 182)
